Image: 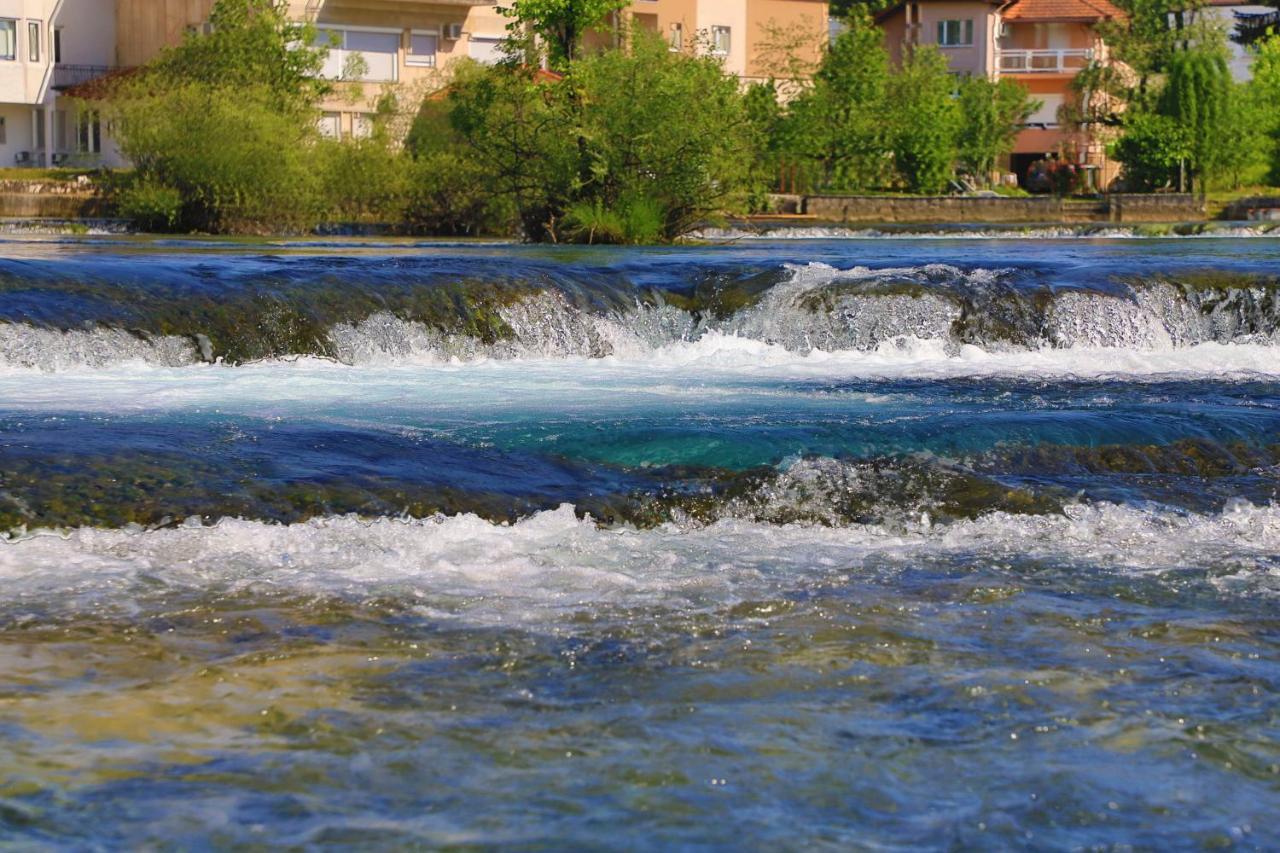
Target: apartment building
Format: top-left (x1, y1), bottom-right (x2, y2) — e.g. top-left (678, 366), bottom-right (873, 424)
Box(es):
top-left (105, 0), bottom-right (826, 145)
top-left (0, 0), bottom-right (118, 167)
top-left (602, 0), bottom-right (828, 86)
top-left (878, 0), bottom-right (1126, 186)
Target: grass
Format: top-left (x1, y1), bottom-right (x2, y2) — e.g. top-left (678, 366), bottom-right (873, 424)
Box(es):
top-left (1204, 184), bottom-right (1280, 219)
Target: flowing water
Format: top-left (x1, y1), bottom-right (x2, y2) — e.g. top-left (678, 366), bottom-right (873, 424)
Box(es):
top-left (1, 234), bottom-right (1279, 848)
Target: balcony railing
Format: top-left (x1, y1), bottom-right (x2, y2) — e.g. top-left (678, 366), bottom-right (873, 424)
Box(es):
top-left (52, 64), bottom-right (116, 90)
top-left (998, 48), bottom-right (1093, 74)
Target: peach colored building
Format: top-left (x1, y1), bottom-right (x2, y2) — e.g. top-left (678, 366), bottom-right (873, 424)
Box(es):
top-left (105, 0), bottom-right (827, 143)
top-left (610, 0), bottom-right (828, 85)
top-left (878, 0), bottom-right (1126, 187)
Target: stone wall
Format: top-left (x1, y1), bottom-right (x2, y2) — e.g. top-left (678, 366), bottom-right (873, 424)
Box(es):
top-left (802, 193), bottom-right (1204, 224)
top-left (1107, 194), bottom-right (1205, 223)
top-left (0, 192), bottom-right (109, 218)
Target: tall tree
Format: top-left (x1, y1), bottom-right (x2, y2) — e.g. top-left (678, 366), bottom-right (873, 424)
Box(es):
top-left (1158, 44), bottom-right (1231, 188)
top-left (957, 77), bottom-right (1039, 184)
top-left (498, 0), bottom-right (628, 69)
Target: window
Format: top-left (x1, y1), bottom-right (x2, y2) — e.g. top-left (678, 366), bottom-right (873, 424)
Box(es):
top-left (315, 28), bottom-right (399, 82)
top-left (0, 117), bottom-right (6, 145)
top-left (0, 20), bottom-right (15, 60)
top-left (468, 36), bottom-right (503, 64)
top-left (53, 28), bottom-right (61, 63)
top-left (318, 112), bottom-right (341, 138)
top-left (28, 21), bottom-right (39, 62)
top-left (937, 19), bottom-right (973, 46)
top-left (352, 114), bottom-right (374, 139)
top-left (407, 31), bottom-right (437, 67)
top-left (77, 111), bottom-right (101, 153)
top-left (711, 25), bottom-right (730, 55)
top-left (669, 22), bottom-right (682, 51)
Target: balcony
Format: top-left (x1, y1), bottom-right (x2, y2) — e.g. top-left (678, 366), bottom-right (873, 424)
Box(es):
top-left (998, 48), bottom-right (1093, 74)
top-left (52, 64), bottom-right (116, 91)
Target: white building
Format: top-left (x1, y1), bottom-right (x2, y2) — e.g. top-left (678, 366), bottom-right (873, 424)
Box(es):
top-left (0, 0), bottom-right (120, 168)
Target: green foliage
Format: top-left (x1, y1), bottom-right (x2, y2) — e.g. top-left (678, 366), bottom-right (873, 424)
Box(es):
top-left (112, 84), bottom-right (321, 232)
top-left (1110, 111), bottom-right (1189, 190)
top-left (115, 180), bottom-right (183, 232)
top-left (563, 194), bottom-right (664, 244)
top-left (405, 151), bottom-right (514, 236)
top-left (1159, 45), bottom-right (1231, 187)
top-left (566, 34), bottom-right (755, 238)
top-left (315, 137), bottom-right (410, 223)
top-left (957, 77), bottom-right (1039, 184)
top-left (440, 35), bottom-right (755, 241)
top-left (777, 13), bottom-right (892, 191)
top-left (1251, 36), bottom-right (1280, 181)
top-left (888, 47), bottom-right (960, 194)
top-left (497, 0), bottom-right (628, 69)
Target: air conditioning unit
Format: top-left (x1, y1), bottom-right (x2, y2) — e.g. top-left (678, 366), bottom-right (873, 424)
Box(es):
top-left (445, 23), bottom-right (464, 40)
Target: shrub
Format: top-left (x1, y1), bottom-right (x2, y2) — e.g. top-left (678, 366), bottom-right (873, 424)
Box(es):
top-left (116, 180), bottom-right (183, 232)
top-left (111, 83), bottom-right (322, 232)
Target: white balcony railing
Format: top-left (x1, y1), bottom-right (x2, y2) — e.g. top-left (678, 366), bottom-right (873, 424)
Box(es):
top-left (998, 48), bottom-right (1093, 73)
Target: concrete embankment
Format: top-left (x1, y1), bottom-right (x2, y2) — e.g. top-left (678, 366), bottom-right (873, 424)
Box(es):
top-left (779, 193), bottom-right (1206, 224)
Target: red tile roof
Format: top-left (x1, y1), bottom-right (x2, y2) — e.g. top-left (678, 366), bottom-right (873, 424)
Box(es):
top-left (1001, 0), bottom-right (1126, 21)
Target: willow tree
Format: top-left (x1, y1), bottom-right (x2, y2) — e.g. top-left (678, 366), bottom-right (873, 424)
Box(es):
top-left (1158, 46), bottom-right (1231, 189)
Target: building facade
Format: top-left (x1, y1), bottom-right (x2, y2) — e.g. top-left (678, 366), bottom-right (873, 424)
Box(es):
top-left (878, 0), bottom-right (1126, 187)
top-left (2, 0), bottom-right (826, 168)
top-left (1, 0), bottom-right (120, 168)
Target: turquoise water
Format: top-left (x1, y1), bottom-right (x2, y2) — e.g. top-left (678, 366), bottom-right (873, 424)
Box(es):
top-left (0, 235), bottom-right (1278, 847)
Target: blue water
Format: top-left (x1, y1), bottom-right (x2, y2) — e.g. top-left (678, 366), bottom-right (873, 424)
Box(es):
top-left (0, 235), bottom-right (1278, 847)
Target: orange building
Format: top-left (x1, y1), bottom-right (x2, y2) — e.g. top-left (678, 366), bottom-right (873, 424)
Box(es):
top-left (877, 0), bottom-right (1126, 187)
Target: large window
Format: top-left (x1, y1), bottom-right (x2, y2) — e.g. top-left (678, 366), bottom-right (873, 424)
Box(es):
top-left (28, 21), bottom-right (39, 62)
top-left (407, 31), bottom-right (437, 67)
top-left (468, 36), bottom-right (503, 64)
top-left (0, 20), bottom-right (16, 60)
top-left (315, 28), bottom-right (399, 82)
top-left (937, 19), bottom-right (973, 47)
top-left (711, 25), bottom-right (730, 55)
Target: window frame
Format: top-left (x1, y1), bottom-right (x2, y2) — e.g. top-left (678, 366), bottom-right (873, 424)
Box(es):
top-left (0, 19), bottom-right (16, 61)
top-left (406, 29), bottom-right (438, 67)
top-left (27, 21), bottom-right (40, 62)
top-left (936, 19), bottom-right (974, 47)
top-left (710, 25), bottom-right (730, 56)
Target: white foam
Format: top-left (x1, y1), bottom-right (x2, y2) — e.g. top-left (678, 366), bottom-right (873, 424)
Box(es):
top-left (3, 501), bottom-right (1277, 623)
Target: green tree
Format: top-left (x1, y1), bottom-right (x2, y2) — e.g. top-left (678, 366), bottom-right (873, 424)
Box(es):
top-left (956, 77), bottom-right (1039, 184)
top-left (566, 33), bottom-right (756, 238)
top-left (888, 47), bottom-right (960, 193)
top-left (1159, 44), bottom-right (1231, 189)
top-left (105, 0), bottom-right (331, 232)
top-left (497, 0), bottom-right (628, 69)
top-left (779, 12), bottom-right (892, 191)
top-left (1109, 110), bottom-right (1189, 190)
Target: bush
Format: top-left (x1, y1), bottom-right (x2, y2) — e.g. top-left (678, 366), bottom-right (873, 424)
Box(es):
top-left (116, 180), bottom-right (183, 232)
top-left (564, 194), bottom-right (665, 244)
top-left (315, 137), bottom-right (409, 223)
top-left (112, 83), bottom-right (322, 232)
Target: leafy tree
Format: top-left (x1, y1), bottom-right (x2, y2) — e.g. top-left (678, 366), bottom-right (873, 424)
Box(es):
top-left (779, 12), bottom-right (892, 191)
top-left (888, 47), bottom-right (960, 193)
top-left (1109, 110), bottom-right (1189, 189)
top-left (498, 0), bottom-right (628, 69)
top-left (446, 62), bottom-right (577, 239)
top-left (566, 34), bottom-right (756, 238)
top-left (1158, 44), bottom-right (1231, 189)
top-left (112, 84), bottom-right (322, 231)
top-left (1251, 35), bottom-right (1280, 181)
top-left (956, 77), bottom-right (1039, 184)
